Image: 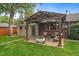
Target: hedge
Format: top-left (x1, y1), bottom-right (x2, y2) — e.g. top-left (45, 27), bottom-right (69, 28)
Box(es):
top-left (70, 23), bottom-right (79, 40)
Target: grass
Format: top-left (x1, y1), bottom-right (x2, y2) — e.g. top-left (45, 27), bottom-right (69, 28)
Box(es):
top-left (0, 36), bottom-right (79, 56)
top-left (0, 35), bottom-right (22, 43)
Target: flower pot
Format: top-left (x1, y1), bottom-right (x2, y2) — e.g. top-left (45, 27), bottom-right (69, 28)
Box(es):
top-left (36, 37), bottom-right (45, 43)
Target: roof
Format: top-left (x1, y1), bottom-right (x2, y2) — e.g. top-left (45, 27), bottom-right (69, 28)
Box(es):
top-left (25, 11), bottom-right (66, 23)
top-left (66, 13), bottom-right (79, 21)
top-left (0, 23), bottom-right (17, 27)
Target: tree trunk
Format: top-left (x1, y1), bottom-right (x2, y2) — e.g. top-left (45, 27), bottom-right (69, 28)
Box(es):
top-left (26, 20), bottom-right (28, 40)
top-left (8, 12), bottom-right (14, 37)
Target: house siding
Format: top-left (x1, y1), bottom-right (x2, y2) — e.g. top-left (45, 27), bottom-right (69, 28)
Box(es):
top-left (17, 25), bottom-right (26, 37)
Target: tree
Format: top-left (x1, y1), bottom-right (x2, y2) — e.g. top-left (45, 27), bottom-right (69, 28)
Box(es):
top-left (0, 16), bottom-right (9, 23)
top-left (0, 3), bottom-right (36, 37)
top-left (18, 3), bottom-right (36, 19)
top-left (0, 3), bottom-right (21, 36)
top-left (22, 4), bottom-right (36, 39)
top-left (14, 19), bottom-right (24, 25)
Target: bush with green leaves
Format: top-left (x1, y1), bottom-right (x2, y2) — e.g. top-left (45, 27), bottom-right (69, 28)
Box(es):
top-left (70, 23), bottom-right (79, 40)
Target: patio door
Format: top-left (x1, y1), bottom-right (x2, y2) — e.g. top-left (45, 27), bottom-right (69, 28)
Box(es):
top-left (32, 25), bottom-right (35, 36)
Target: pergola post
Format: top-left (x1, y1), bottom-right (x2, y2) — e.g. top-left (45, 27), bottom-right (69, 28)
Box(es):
top-left (26, 19), bottom-right (28, 40)
top-left (58, 18), bottom-right (64, 48)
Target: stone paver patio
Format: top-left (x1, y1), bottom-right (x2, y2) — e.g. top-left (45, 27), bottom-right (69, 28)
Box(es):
top-left (28, 37), bottom-right (59, 47)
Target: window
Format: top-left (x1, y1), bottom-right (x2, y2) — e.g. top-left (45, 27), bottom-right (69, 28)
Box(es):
top-left (48, 23), bottom-right (56, 31)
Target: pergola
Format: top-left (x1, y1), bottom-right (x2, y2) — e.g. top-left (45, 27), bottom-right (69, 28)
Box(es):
top-left (25, 11), bottom-right (66, 47)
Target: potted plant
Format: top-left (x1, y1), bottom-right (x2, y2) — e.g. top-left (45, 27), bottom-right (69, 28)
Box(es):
top-left (36, 36), bottom-right (45, 43)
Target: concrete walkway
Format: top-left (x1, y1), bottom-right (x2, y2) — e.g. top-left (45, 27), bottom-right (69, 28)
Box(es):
top-left (0, 39), bottom-right (22, 45)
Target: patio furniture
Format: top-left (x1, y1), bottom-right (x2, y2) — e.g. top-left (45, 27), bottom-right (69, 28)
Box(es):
top-left (47, 32), bottom-right (59, 41)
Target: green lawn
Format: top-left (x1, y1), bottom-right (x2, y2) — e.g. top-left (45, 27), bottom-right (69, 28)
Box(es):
top-left (0, 35), bottom-right (22, 43)
top-left (0, 36), bottom-right (79, 56)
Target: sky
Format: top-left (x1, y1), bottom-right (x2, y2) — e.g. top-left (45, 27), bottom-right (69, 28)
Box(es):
top-left (34, 3), bottom-right (79, 14)
top-left (14, 3), bottom-right (79, 19)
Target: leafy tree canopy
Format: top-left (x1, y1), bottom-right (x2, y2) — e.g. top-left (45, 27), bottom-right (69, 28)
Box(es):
top-left (0, 16), bottom-right (9, 23)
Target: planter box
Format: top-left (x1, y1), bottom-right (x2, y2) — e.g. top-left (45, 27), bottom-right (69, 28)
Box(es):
top-left (36, 37), bottom-right (45, 43)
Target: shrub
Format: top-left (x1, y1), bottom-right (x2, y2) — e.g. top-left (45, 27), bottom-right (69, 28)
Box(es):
top-left (70, 23), bottom-right (79, 40)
